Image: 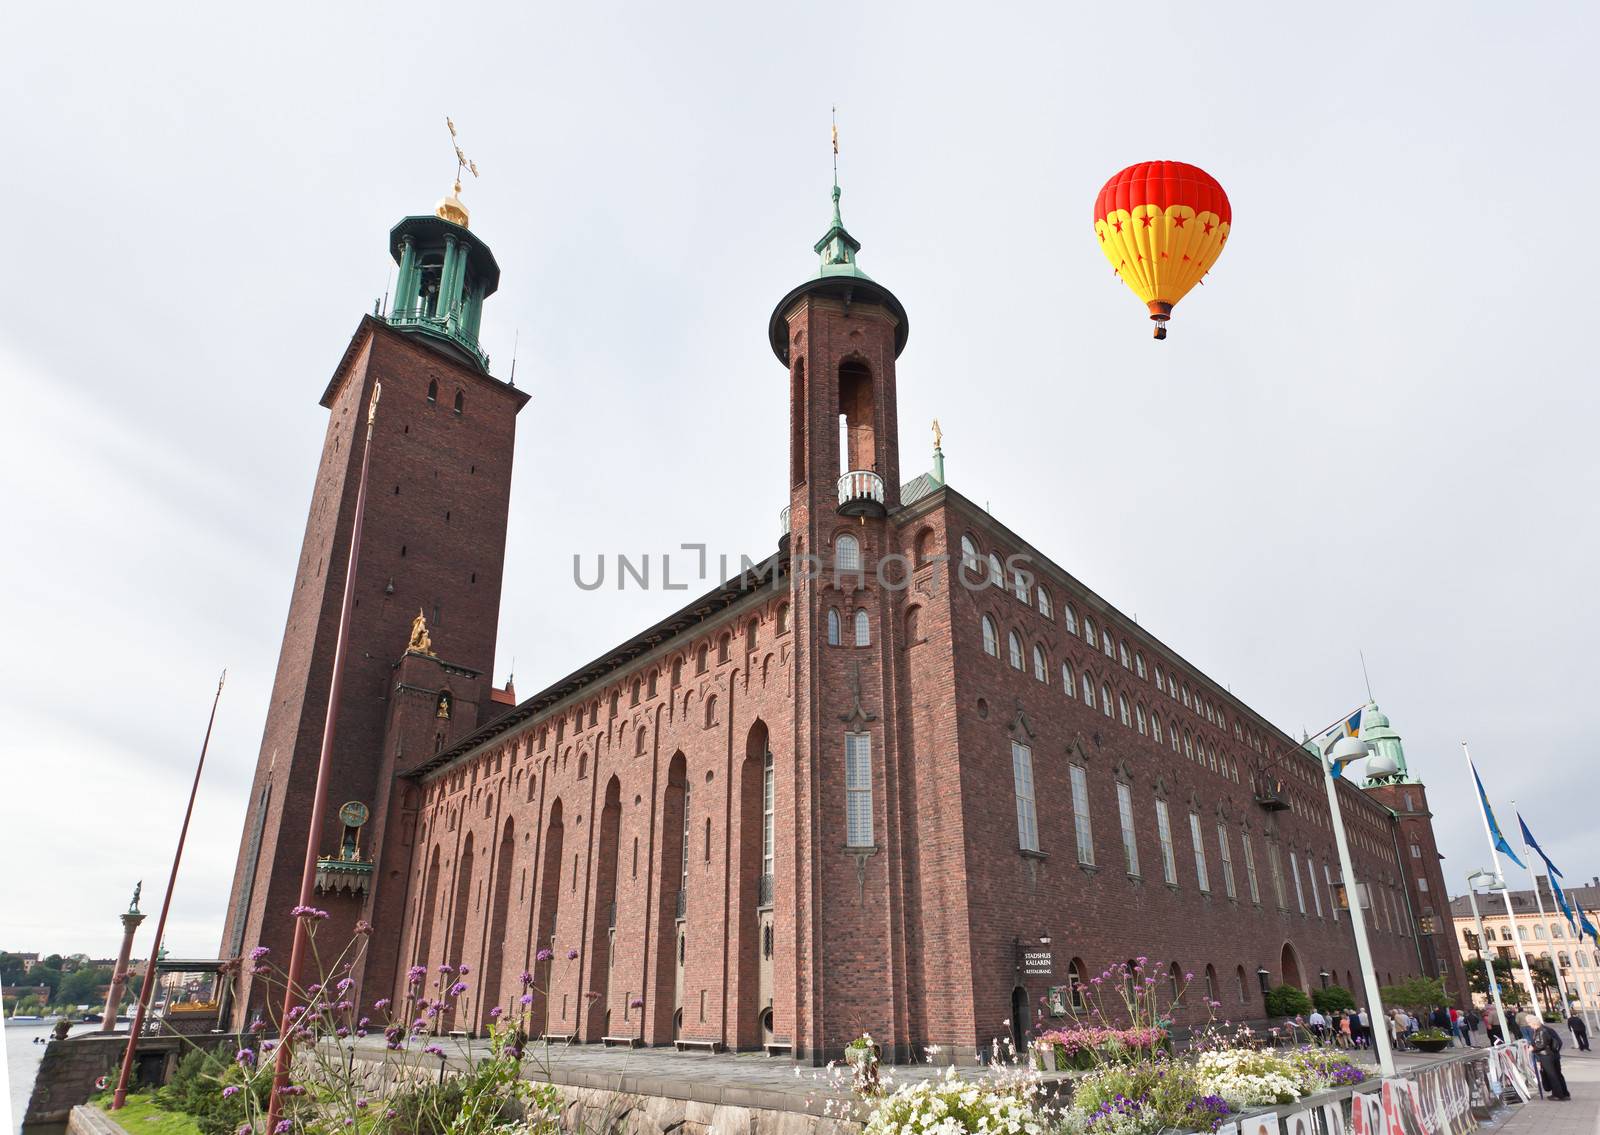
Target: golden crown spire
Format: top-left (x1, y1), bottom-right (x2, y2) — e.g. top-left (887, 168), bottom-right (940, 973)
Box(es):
top-left (436, 116), bottom-right (479, 227)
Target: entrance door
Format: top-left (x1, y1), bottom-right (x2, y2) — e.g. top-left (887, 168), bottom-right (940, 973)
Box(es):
top-left (1010, 986), bottom-right (1029, 1055)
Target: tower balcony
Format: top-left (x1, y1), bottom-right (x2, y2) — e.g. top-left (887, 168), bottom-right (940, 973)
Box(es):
top-left (1252, 773), bottom-right (1290, 811)
top-left (388, 306), bottom-right (491, 373)
top-left (837, 470), bottom-right (886, 518)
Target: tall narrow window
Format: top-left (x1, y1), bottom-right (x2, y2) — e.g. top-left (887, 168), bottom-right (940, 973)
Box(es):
top-left (1012, 741), bottom-right (1039, 852)
top-left (1037, 587), bottom-right (1052, 619)
top-left (835, 533), bottom-right (861, 572)
top-left (1033, 644), bottom-right (1047, 682)
top-left (1119, 642), bottom-right (1130, 669)
top-left (1308, 855), bottom-right (1323, 917)
top-left (960, 535), bottom-right (980, 574)
top-left (1069, 765), bottom-right (1094, 865)
top-left (1324, 862), bottom-right (1339, 922)
top-left (1243, 834), bottom-right (1260, 903)
top-left (854, 608), bottom-right (870, 646)
top-left (453, 390), bottom-right (464, 416)
top-left (1217, 825), bottom-right (1236, 899)
top-left (827, 608), bottom-right (841, 646)
top-left (1011, 567), bottom-right (1030, 604)
top-left (1083, 617), bottom-right (1097, 648)
top-left (1290, 851), bottom-right (1306, 913)
top-left (1135, 703), bottom-right (1147, 735)
top-left (1116, 783), bottom-right (1139, 876)
top-left (680, 785), bottom-right (692, 907)
top-left (1064, 604), bottom-right (1079, 635)
top-left (1008, 631), bottom-right (1024, 670)
top-left (1135, 652), bottom-right (1147, 679)
top-left (845, 733), bottom-right (873, 847)
top-left (987, 553), bottom-right (1003, 587)
top-left (1082, 674), bottom-right (1096, 707)
top-left (762, 749), bottom-right (775, 882)
top-left (1062, 661), bottom-right (1076, 697)
top-left (1101, 683), bottom-right (1114, 718)
top-left (1118, 693), bottom-right (1131, 726)
top-left (1155, 799), bottom-right (1177, 884)
top-left (982, 616), bottom-right (998, 657)
top-left (1103, 633), bottom-right (1116, 660)
top-left (1189, 813), bottom-right (1210, 892)
top-left (1268, 841), bottom-right (1287, 909)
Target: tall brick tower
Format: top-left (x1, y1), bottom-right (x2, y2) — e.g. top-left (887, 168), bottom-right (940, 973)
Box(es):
top-left (221, 180), bottom-right (529, 1026)
top-left (768, 178), bottom-right (913, 1060)
top-left (1359, 703), bottom-right (1473, 1005)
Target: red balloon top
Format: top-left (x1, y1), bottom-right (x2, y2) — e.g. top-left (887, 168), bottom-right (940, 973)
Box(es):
top-left (1095, 161), bottom-right (1231, 226)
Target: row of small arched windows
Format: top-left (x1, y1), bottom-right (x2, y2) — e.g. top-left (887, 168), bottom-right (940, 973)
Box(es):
top-left (425, 379), bottom-right (464, 416)
top-left (826, 607), bottom-right (871, 647)
top-left (959, 531), bottom-right (1272, 755)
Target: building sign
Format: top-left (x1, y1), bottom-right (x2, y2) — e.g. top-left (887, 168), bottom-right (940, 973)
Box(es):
top-left (1021, 950), bottom-right (1053, 977)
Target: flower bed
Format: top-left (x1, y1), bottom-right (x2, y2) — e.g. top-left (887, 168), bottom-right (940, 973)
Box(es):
top-left (1036, 1026), bottom-right (1169, 1070)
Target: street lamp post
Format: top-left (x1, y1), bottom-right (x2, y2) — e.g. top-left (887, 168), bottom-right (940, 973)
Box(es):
top-left (1466, 870), bottom-right (1512, 1046)
top-left (1324, 734), bottom-right (1398, 1078)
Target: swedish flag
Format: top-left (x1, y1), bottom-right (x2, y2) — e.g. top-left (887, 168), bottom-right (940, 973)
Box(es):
top-left (1471, 761), bottom-right (1525, 869)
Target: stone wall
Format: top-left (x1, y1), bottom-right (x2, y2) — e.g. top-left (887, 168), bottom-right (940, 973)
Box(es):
top-left (23, 1033), bottom-right (229, 1131)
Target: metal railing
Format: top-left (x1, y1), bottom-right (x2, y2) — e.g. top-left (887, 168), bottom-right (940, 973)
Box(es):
top-left (837, 470), bottom-right (886, 510)
top-left (388, 308), bottom-right (491, 371)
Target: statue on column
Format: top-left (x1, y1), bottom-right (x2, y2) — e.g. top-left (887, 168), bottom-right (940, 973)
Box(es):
top-left (408, 609), bottom-right (435, 656)
top-left (128, 881), bottom-right (142, 914)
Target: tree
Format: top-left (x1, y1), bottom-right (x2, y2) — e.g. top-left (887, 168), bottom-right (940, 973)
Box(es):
top-left (1265, 984), bottom-right (1313, 1017)
top-left (0, 953), bottom-right (29, 986)
top-left (1312, 985), bottom-right (1356, 1014)
top-left (1380, 976), bottom-right (1448, 1013)
top-left (56, 966), bottom-right (110, 1007)
top-left (1465, 955), bottom-right (1515, 998)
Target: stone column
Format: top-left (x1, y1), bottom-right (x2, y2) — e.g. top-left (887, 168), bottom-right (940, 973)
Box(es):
top-left (101, 910), bottom-right (146, 1032)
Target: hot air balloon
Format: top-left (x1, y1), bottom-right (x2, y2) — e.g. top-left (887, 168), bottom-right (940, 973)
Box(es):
top-left (1094, 161), bottom-right (1230, 339)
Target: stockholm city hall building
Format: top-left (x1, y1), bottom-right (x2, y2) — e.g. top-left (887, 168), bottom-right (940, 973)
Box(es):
top-left (221, 171), bottom-right (1467, 1061)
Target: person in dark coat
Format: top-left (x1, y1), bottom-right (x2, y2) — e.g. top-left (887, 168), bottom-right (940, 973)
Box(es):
top-left (1568, 1011), bottom-right (1591, 1052)
top-left (1531, 1021), bottom-right (1571, 1101)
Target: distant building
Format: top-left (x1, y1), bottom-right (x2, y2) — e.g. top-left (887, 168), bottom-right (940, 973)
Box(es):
top-left (1449, 876), bottom-right (1600, 1012)
top-left (222, 173), bottom-right (1465, 1061)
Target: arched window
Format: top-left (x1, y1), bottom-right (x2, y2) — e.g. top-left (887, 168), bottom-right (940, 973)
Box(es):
top-left (1011, 567), bottom-right (1030, 603)
top-left (1553, 924), bottom-right (1566, 939)
top-left (1062, 660), bottom-right (1076, 697)
top-left (453, 390), bottom-right (464, 416)
top-left (1151, 713), bottom-right (1163, 743)
top-left (835, 533), bottom-right (861, 572)
top-left (1154, 665), bottom-right (1165, 692)
top-left (1103, 632), bottom-right (1116, 660)
top-left (1101, 683), bottom-right (1114, 718)
top-left (746, 621), bottom-right (758, 651)
top-left (1082, 674), bottom-right (1096, 707)
top-left (1169, 962), bottom-right (1182, 1000)
top-left (647, 671), bottom-right (658, 697)
top-left (671, 658), bottom-right (684, 687)
top-left (1237, 965), bottom-right (1249, 1002)
top-left (981, 616), bottom-right (998, 656)
top-left (1008, 631), bottom-right (1024, 670)
top-left (1204, 965), bottom-right (1217, 1004)
top-left (1119, 642), bottom-right (1131, 669)
top-left (1136, 703), bottom-right (1147, 735)
top-left (987, 553), bottom-right (1003, 587)
top-left (827, 608), bottom-right (842, 647)
top-left (1068, 958), bottom-right (1087, 1011)
top-left (1536, 925), bottom-right (1547, 940)
top-left (1118, 693), bottom-right (1131, 727)
top-left (704, 695), bottom-right (719, 728)
top-left (960, 535), bottom-right (980, 573)
top-left (1083, 617), bottom-right (1097, 648)
top-left (1064, 604), bottom-right (1079, 635)
top-left (777, 604), bottom-right (790, 634)
top-left (854, 608), bottom-right (871, 646)
top-left (1037, 587), bottom-right (1052, 619)
top-left (1032, 644), bottom-right (1047, 682)
top-left (1135, 652), bottom-right (1147, 679)
top-left (636, 727), bottom-right (648, 757)
top-left (427, 379), bottom-right (438, 404)
top-left (1182, 684), bottom-right (1192, 708)
top-left (696, 644), bottom-right (709, 674)
top-left (1560, 952), bottom-right (1572, 968)
top-left (1184, 731), bottom-right (1194, 761)
top-left (717, 634), bottom-right (731, 664)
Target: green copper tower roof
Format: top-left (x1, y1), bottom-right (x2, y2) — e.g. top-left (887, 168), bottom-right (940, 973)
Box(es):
top-left (768, 180), bottom-right (908, 364)
top-left (1360, 701), bottom-right (1416, 785)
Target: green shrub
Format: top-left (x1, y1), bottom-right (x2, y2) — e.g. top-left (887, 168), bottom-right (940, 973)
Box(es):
top-left (1311, 985), bottom-right (1355, 1014)
top-left (1264, 984), bottom-right (1313, 1017)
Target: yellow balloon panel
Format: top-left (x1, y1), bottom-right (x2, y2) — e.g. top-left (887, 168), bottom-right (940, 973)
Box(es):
top-left (1095, 205), bottom-right (1229, 312)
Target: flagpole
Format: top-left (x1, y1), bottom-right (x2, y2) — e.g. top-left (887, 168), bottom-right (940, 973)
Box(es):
top-left (1461, 742), bottom-right (1539, 1014)
top-left (1465, 875), bottom-right (1512, 1046)
top-left (1510, 802), bottom-right (1575, 1023)
top-left (111, 670), bottom-right (227, 1108)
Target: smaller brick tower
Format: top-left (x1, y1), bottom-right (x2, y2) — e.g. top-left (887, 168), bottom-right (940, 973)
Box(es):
top-left (1360, 703), bottom-right (1472, 1005)
top-left (221, 179), bottom-right (530, 1027)
top-left (769, 176), bottom-right (914, 1060)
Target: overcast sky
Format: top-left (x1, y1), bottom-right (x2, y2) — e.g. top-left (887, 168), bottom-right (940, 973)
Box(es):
top-left (2, 3), bottom-right (1596, 960)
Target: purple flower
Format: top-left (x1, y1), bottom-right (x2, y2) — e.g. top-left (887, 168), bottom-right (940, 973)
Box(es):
top-left (250, 946), bottom-right (271, 961)
top-left (358, 1017), bottom-right (371, 1028)
top-left (424, 1045), bottom-right (446, 1058)
top-left (307, 983), bottom-right (322, 995)
top-left (336, 1027), bottom-right (350, 1038)
top-left (236, 1048), bottom-right (256, 1067)
top-left (536, 948), bottom-right (553, 962)
top-left (373, 998), bottom-right (391, 1011)
top-left (489, 1006), bottom-right (503, 1019)
top-left (336, 978), bottom-right (353, 992)
top-left (288, 1006), bottom-right (304, 1019)
top-left (519, 994), bottom-right (533, 1006)
top-left (290, 905), bottom-right (328, 920)
top-left (519, 971), bottom-right (533, 986)
top-left (222, 1086), bottom-right (241, 1099)
top-left (566, 948), bottom-right (579, 960)
top-left (458, 964), bottom-right (470, 976)
top-left (629, 998), bottom-right (644, 1009)
top-left (249, 1016), bottom-right (266, 1033)
top-left (449, 982), bottom-right (469, 996)
top-left (274, 1123), bottom-right (293, 1135)
top-left (356, 1099), bottom-right (368, 1110)
top-left (439, 964), bottom-right (454, 975)
top-left (407, 966), bottom-right (426, 984)
top-left (385, 1111), bottom-right (398, 1120)
top-left (354, 920), bottom-right (373, 936)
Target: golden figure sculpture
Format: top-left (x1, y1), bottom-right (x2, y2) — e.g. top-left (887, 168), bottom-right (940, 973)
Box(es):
top-left (409, 609), bottom-right (435, 655)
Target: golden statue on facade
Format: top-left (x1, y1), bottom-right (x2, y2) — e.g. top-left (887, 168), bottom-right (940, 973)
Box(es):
top-left (408, 609), bottom-right (435, 656)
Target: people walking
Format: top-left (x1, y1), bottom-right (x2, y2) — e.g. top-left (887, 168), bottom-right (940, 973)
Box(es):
top-left (1464, 1009), bottom-right (1479, 1048)
top-left (1357, 1007), bottom-right (1371, 1049)
top-left (1338, 1012), bottom-right (1353, 1049)
top-left (1308, 1008), bottom-right (1328, 1046)
top-left (1531, 1019), bottom-right (1571, 1101)
top-left (1567, 1011), bottom-right (1590, 1052)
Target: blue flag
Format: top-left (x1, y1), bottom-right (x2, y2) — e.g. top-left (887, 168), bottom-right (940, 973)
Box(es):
top-left (1581, 907), bottom-right (1600, 950)
top-left (1318, 708), bottom-right (1365, 781)
top-left (1551, 874), bottom-right (1579, 933)
top-left (1517, 814), bottom-right (1563, 878)
top-left (1471, 760), bottom-right (1525, 868)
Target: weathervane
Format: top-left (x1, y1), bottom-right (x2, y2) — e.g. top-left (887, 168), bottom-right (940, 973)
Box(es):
top-left (446, 116), bottom-right (479, 194)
